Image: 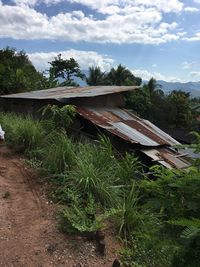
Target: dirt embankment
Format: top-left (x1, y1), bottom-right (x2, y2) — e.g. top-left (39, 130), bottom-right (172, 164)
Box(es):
top-left (0, 146), bottom-right (121, 267)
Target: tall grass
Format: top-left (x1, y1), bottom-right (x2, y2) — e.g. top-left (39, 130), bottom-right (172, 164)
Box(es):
top-left (0, 112), bottom-right (44, 153)
top-left (41, 132), bottom-right (76, 175)
top-left (61, 139), bottom-right (120, 207)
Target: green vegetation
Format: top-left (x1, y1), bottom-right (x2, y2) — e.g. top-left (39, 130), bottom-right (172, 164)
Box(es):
top-left (48, 54), bottom-right (85, 87)
top-left (0, 47), bottom-right (85, 94)
top-left (1, 108), bottom-right (200, 267)
top-left (126, 78), bottom-right (197, 129)
top-left (86, 66), bottom-right (108, 86)
top-left (0, 112), bottom-right (44, 153)
top-left (86, 64), bottom-right (142, 86)
top-left (0, 47), bottom-right (47, 95)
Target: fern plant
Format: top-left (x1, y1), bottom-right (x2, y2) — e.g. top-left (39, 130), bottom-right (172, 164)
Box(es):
top-left (169, 218), bottom-right (200, 267)
top-left (169, 217), bottom-right (200, 240)
top-left (59, 193), bottom-right (118, 234)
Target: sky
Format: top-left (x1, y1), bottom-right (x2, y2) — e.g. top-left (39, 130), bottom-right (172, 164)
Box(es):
top-left (0, 0), bottom-right (200, 82)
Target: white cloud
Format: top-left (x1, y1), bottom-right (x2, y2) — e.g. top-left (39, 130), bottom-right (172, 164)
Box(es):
top-left (13, 0), bottom-right (39, 6)
top-left (68, 0), bottom-right (183, 13)
top-left (12, 0), bottom-right (185, 16)
top-left (0, 2), bottom-right (182, 44)
top-left (12, 0), bottom-right (184, 14)
top-left (12, 0), bottom-right (62, 6)
top-left (184, 6), bottom-right (199, 12)
top-left (182, 61), bottom-right (196, 69)
top-left (12, 0), bottom-right (184, 13)
top-left (184, 32), bottom-right (200, 41)
top-left (194, 0), bottom-right (200, 3)
top-left (152, 64), bottom-right (157, 68)
top-left (28, 49), bottom-right (114, 72)
top-left (131, 69), bottom-right (181, 82)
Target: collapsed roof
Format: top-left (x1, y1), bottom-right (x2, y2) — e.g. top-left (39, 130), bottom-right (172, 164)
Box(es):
top-left (77, 106), bottom-right (189, 169)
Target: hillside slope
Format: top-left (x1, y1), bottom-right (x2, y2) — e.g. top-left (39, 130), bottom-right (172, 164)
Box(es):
top-left (0, 146), bottom-right (120, 267)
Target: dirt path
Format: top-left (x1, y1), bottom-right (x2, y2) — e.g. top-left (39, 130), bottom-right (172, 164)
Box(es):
top-left (0, 146), bottom-right (121, 267)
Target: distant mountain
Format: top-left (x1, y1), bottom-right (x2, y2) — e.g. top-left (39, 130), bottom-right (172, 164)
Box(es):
top-left (157, 80), bottom-right (200, 98)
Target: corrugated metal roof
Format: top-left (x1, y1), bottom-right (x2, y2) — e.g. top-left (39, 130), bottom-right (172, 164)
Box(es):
top-left (76, 106), bottom-right (189, 169)
top-left (76, 106), bottom-right (180, 147)
top-left (0, 86), bottom-right (139, 100)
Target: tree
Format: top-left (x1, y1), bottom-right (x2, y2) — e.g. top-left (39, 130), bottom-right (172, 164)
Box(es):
top-left (0, 47), bottom-right (46, 95)
top-left (48, 54), bottom-right (85, 87)
top-left (125, 87), bottom-right (152, 118)
top-left (107, 64), bottom-right (142, 86)
top-left (125, 78), bottom-right (175, 126)
top-left (86, 64), bottom-right (142, 86)
top-left (168, 90), bottom-right (193, 128)
top-left (125, 78), bottom-right (161, 120)
top-left (86, 66), bottom-right (108, 86)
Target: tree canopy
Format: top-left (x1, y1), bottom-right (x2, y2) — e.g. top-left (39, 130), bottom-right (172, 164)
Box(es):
top-left (48, 54), bottom-right (85, 87)
top-left (168, 90), bottom-right (193, 128)
top-left (86, 64), bottom-right (142, 86)
top-left (86, 66), bottom-right (108, 86)
top-left (0, 47), bottom-right (46, 95)
top-left (107, 64), bottom-right (142, 86)
top-left (125, 78), bottom-right (197, 130)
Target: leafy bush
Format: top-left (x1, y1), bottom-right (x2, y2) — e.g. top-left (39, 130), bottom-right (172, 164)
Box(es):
top-left (118, 183), bottom-right (175, 267)
top-left (169, 218), bottom-right (200, 267)
top-left (121, 236), bottom-right (177, 267)
top-left (117, 152), bottom-right (142, 185)
top-left (59, 193), bottom-right (117, 234)
top-left (140, 165), bottom-right (200, 219)
top-left (41, 104), bottom-right (76, 131)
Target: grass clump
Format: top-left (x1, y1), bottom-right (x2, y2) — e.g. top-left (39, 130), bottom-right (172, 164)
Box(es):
top-left (0, 112), bottom-right (44, 153)
top-left (41, 132), bottom-right (76, 175)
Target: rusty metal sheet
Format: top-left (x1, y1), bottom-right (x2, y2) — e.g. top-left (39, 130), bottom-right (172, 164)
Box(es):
top-left (142, 147), bottom-right (190, 169)
top-left (77, 106), bottom-right (190, 169)
top-left (76, 106), bottom-right (180, 147)
top-left (0, 86), bottom-right (139, 100)
top-left (142, 119), bottom-right (180, 146)
top-left (111, 122), bottom-right (158, 146)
